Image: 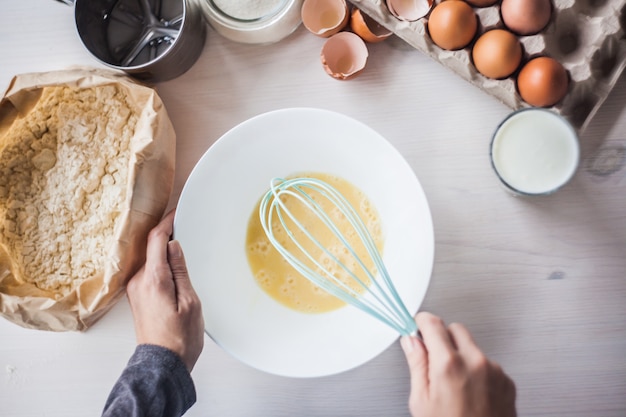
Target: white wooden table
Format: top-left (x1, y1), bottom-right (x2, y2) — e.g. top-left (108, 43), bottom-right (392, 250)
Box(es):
top-left (1, 2), bottom-right (625, 416)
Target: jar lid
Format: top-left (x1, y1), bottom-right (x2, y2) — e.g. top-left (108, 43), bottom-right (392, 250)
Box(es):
top-left (200, 0), bottom-right (304, 44)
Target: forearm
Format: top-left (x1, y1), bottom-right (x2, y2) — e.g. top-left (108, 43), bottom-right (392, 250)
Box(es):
top-left (102, 344), bottom-right (197, 417)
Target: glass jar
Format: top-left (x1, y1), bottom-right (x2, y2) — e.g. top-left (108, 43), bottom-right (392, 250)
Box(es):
top-left (199, 0), bottom-right (304, 44)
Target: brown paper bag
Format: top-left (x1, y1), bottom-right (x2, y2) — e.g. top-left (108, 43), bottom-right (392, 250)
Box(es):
top-left (0, 68), bottom-right (175, 331)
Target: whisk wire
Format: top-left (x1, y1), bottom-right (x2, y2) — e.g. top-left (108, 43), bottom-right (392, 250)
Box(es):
top-left (292, 180), bottom-right (415, 331)
top-left (281, 183), bottom-right (373, 289)
top-left (259, 177), bottom-right (418, 336)
top-left (262, 185), bottom-right (371, 303)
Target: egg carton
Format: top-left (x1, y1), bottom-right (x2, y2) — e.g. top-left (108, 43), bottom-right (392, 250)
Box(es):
top-left (350, 0), bottom-right (626, 132)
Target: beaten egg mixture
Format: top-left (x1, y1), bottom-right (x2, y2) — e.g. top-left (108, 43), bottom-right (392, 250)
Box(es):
top-left (246, 173), bottom-right (384, 314)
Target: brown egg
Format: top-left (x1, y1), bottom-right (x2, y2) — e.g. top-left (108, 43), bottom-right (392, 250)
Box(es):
top-left (501, 0), bottom-right (552, 36)
top-left (517, 57), bottom-right (569, 107)
top-left (321, 32), bottom-right (369, 80)
top-left (465, 0), bottom-right (499, 7)
top-left (427, 1), bottom-right (478, 51)
top-left (472, 29), bottom-right (522, 79)
top-left (301, 0), bottom-right (350, 38)
top-left (351, 8), bottom-right (393, 43)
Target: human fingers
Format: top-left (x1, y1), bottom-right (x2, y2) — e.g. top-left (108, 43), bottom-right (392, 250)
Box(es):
top-left (145, 210), bottom-right (176, 269)
top-left (167, 240), bottom-right (199, 304)
top-left (401, 335), bottom-right (430, 402)
top-left (447, 322), bottom-right (484, 363)
top-left (415, 312), bottom-right (456, 356)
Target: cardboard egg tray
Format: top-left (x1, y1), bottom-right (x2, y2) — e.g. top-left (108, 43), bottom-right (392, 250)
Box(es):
top-left (350, 0), bottom-right (626, 132)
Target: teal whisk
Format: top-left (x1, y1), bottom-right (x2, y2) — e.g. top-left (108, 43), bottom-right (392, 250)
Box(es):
top-left (259, 177), bottom-right (418, 336)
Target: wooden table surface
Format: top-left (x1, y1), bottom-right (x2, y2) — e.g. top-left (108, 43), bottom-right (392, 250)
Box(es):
top-left (1, 2), bottom-right (625, 416)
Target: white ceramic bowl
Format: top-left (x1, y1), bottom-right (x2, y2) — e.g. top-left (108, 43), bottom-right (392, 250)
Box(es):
top-left (174, 108), bottom-right (434, 377)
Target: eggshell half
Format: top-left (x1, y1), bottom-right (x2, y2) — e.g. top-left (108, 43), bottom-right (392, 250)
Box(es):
top-left (351, 8), bottom-right (393, 43)
top-left (321, 32), bottom-right (369, 80)
top-left (302, 0), bottom-right (350, 38)
top-left (387, 0), bottom-right (433, 22)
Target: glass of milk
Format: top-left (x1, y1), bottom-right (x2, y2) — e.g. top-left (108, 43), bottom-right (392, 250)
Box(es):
top-left (490, 108), bottom-right (580, 196)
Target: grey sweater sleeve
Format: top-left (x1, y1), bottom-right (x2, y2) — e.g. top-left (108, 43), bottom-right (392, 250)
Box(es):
top-left (102, 344), bottom-right (197, 417)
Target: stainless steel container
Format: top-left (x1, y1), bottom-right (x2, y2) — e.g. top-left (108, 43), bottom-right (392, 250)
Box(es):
top-left (60, 0), bottom-right (206, 82)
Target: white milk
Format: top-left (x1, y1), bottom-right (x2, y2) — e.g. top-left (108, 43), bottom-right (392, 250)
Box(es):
top-left (490, 109), bottom-right (580, 195)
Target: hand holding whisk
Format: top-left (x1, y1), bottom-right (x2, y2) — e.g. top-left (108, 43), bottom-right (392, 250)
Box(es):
top-left (259, 177), bottom-right (418, 336)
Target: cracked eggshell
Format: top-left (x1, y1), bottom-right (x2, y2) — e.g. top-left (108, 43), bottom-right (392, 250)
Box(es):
top-left (321, 32), bottom-right (369, 80)
top-left (302, 0), bottom-right (350, 37)
top-left (351, 8), bottom-right (393, 42)
top-left (387, 0), bottom-right (433, 22)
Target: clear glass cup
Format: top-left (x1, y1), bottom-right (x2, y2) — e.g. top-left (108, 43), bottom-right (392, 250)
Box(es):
top-left (199, 0), bottom-right (303, 44)
top-left (490, 108), bottom-right (580, 196)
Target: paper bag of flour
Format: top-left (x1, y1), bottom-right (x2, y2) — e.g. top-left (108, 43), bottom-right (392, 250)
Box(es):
top-left (0, 68), bottom-right (175, 331)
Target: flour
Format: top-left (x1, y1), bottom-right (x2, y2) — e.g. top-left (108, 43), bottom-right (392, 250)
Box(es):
top-left (213, 0), bottom-right (285, 20)
top-left (0, 85), bottom-right (135, 296)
